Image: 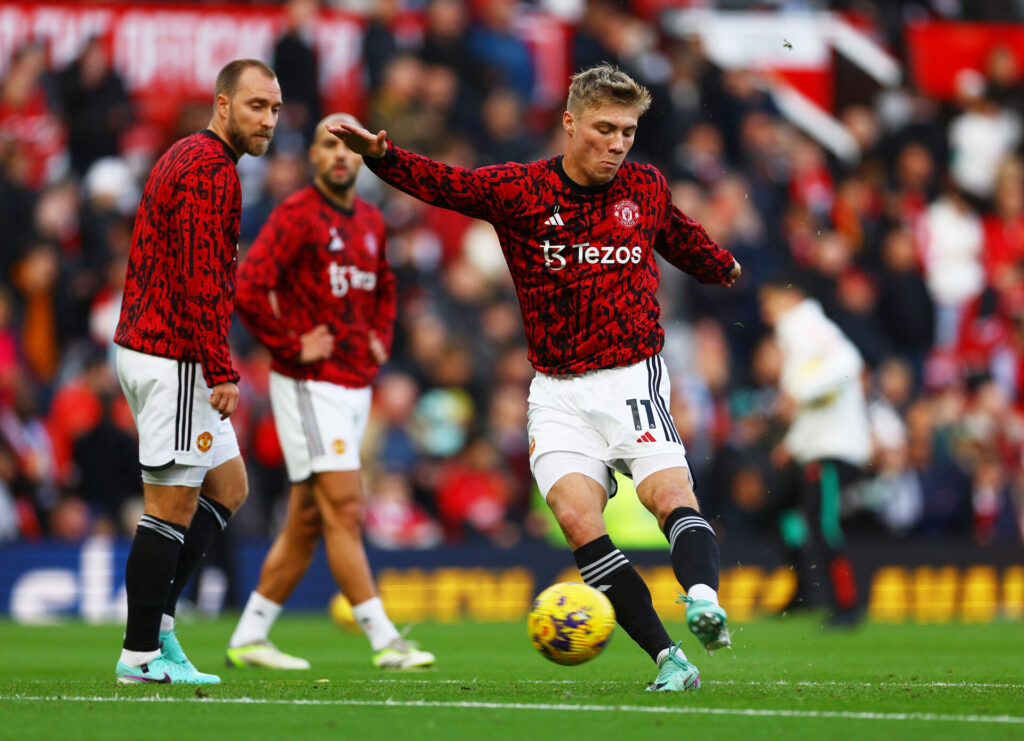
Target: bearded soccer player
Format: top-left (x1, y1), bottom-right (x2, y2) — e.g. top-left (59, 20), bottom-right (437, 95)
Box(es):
top-left (113, 59), bottom-right (281, 684)
top-left (330, 64), bottom-right (740, 691)
top-left (225, 115), bottom-right (434, 670)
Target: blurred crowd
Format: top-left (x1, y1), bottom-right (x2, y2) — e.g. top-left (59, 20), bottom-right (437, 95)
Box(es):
top-left (1, 0), bottom-right (1023, 551)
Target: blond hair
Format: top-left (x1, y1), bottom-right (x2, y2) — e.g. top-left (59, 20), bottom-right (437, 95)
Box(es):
top-left (566, 63), bottom-right (652, 115)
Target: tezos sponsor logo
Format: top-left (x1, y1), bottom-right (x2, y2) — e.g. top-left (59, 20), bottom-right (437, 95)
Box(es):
top-left (329, 262), bottom-right (377, 297)
top-left (540, 241), bottom-right (642, 271)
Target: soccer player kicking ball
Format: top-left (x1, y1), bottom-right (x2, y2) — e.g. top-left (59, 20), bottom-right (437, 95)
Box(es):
top-left (113, 60), bottom-right (282, 684)
top-left (329, 64), bottom-right (740, 691)
top-left (224, 114), bottom-right (434, 671)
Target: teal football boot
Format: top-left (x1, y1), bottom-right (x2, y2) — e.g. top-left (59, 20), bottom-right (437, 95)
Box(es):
top-left (159, 629), bottom-right (221, 684)
top-left (116, 655), bottom-right (209, 684)
top-left (679, 594), bottom-right (731, 655)
top-left (646, 643), bottom-right (701, 692)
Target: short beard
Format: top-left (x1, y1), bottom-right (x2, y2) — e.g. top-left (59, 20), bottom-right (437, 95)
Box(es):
top-left (245, 135), bottom-right (271, 157)
top-left (322, 172), bottom-right (356, 194)
top-left (226, 111), bottom-right (271, 157)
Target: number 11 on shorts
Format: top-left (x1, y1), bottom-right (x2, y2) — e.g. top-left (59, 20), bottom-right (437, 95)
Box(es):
top-left (626, 398), bottom-right (656, 431)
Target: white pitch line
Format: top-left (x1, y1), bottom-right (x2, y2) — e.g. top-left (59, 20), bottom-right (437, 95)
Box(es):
top-left (3, 696), bottom-right (1023, 725)
top-left (19, 678), bottom-right (1024, 690)
top-left (711, 679), bottom-right (1024, 690)
top-left (322, 678), bottom-right (1024, 690)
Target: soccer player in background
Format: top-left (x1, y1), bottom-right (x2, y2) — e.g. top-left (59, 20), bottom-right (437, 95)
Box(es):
top-left (329, 63), bottom-right (740, 691)
top-left (758, 277), bottom-right (871, 624)
top-left (112, 59), bottom-right (281, 684)
top-left (225, 114), bottom-right (435, 670)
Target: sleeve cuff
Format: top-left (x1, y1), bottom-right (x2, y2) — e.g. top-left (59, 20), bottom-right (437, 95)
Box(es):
top-left (364, 143), bottom-right (397, 169)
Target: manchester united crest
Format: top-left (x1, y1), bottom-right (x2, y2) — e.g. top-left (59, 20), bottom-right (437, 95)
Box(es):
top-left (197, 431), bottom-right (213, 453)
top-left (613, 199), bottom-right (640, 228)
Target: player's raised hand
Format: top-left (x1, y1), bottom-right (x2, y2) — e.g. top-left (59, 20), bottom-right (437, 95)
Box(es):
top-left (209, 381), bottom-right (239, 419)
top-left (325, 121), bottom-right (388, 159)
top-left (299, 324), bottom-right (335, 364)
top-left (368, 330), bottom-right (389, 365)
top-left (722, 259), bottom-right (742, 287)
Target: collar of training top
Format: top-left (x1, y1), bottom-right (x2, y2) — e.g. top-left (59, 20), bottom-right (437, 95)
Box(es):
top-left (199, 129), bottom-right (239, 164)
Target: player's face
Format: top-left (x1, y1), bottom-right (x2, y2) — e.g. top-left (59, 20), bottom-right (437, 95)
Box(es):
top-left (563, 102), bottom-right (640, 186)
top-left (224, 68), bottom-right (282, 157)
top-left (310, 127), bottom-right (363, 193)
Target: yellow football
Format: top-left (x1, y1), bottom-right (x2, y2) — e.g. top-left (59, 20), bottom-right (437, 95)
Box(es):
top-left (527, 582), bottom-right (615, 666)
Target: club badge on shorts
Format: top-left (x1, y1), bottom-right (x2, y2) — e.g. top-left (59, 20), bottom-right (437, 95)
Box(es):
top-left (529, 436), bottom-right (536, 457)
top-left (333, 439), bottom-right (346, 454)
top-left (197, 431), bottom-right (213, 453)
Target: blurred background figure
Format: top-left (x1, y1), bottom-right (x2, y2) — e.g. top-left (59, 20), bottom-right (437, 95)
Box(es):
top-left (759, 277), bottom-right (872, 623)
top-left (54, 36), bottom-right (134, 177)
top-left (273, 0), bottom-right (322, 150)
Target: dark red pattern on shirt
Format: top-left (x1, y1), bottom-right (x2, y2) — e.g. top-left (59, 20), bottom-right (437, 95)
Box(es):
top-left (114, 130), bottom-right (241, 387)
top-left (236, 186), bottom-right (397, 388)
top-left (365, 145), bottom-right (735, 375)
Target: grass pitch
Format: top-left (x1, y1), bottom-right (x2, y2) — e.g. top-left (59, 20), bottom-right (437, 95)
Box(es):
top-left (1, 613), bottom-right (1022, 741)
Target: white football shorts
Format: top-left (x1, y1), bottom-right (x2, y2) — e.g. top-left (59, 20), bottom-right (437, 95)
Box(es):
top-left (269, 371), bottom-right (371, 483)
top-left (115, 345), bottom-right (240, 487)
top-left (527, 354), bottom-right (691, 498)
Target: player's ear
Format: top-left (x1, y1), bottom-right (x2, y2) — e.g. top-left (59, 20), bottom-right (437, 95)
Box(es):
top-left (562, 110), bottom-right (575, 135)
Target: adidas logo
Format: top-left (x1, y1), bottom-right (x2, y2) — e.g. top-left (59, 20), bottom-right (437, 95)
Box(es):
top-left (636, 431), bottom-right (656, 443)
top-left (543, 206), bottom-right (565, 227)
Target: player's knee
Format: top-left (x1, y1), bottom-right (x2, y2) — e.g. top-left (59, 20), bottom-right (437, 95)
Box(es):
top-left (337, 496), bottom-right (365, 528)
top-left (220, 480), bottom-right (249, 513)
top-left (291, 503), bottom-right (322, 541)
top-left (321, 492), bottom-right (364, 529)
top-left (551, 504), bottom-right (602, 548)
top-left (646, 485), bottom-right (698, 520)
top-left (149, 497), bottom-right (198, 527)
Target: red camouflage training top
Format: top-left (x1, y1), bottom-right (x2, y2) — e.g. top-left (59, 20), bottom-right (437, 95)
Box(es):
top-left (114, 130), bottom-right (241, 387)
top-left (235, 185), bottom-right (397, 388)
top-left (365, 145), bottom-right (735, 375)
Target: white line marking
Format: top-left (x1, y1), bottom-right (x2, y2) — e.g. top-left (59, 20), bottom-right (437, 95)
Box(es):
top-left (3, 696), bottom-right (1022, 724)
top-left (17, 678), bottom-right (1024, 689)
top-left (296, 678), bottom-right (1024, 690)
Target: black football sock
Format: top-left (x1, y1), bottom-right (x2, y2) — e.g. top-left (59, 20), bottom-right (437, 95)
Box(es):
top-left (663, 507), bottom-right (720, 592)
top-left (573, 535), bottom-right (672, 662)
top-left (123, 515), bottom-right (187, 651)
top-left (164, 495), bottom-right (232, 617)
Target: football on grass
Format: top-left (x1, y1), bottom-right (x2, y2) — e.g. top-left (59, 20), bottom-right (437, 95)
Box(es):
top-left (527, 582), bottom-right (615, 666)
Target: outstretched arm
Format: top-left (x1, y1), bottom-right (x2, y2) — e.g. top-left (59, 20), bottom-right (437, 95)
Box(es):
top-left (324, 122), bottom-right (520, 222)
top-left (655, 202), bottom-right (740, 286)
